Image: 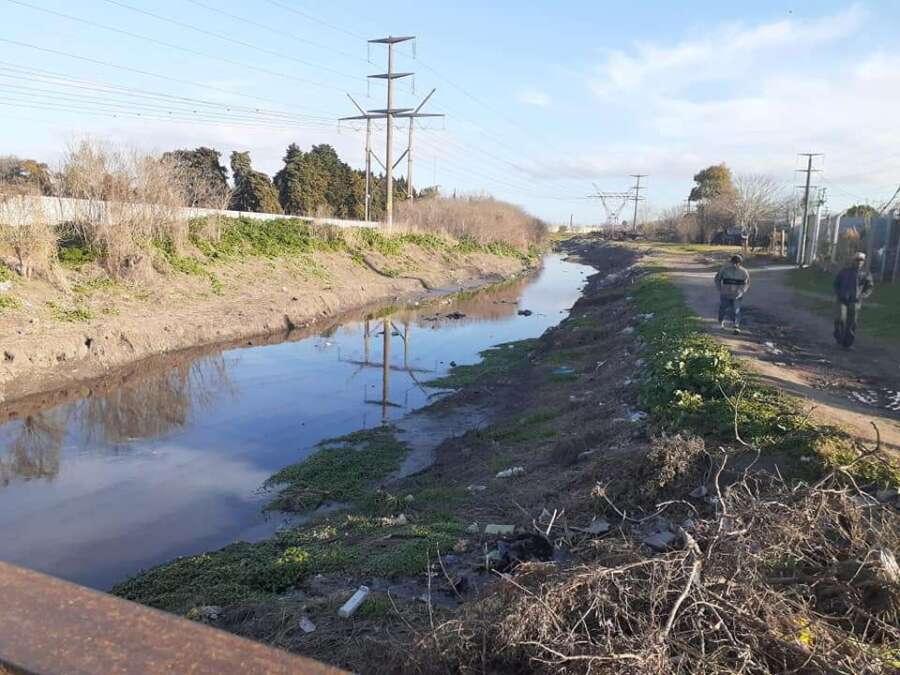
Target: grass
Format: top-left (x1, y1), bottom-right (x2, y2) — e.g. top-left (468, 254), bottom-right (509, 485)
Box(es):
top-left (72, 277), bottom-right (116, 295)
top-left (57, 242), bottom-right (100, 269)
top-left (426, 338), bottom-right (537, 389)
top-left (46, 301), bottom-right (93, 323)
top-left (648, 242), bottom-right (744, 255)
top-left (0, 294), bottom-right (20, 311)
top-left (113, 501), bottom-right (465, 614)
top-left (264, 426), bottom-right (409, 512)
top-left (788, 267), bottom-right (900, 339)
top-left (635, 271), bottom-right (900, 487)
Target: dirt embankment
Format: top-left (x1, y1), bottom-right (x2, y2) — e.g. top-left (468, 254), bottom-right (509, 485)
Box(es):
top-left (0, 244), bottom-right (528, 407)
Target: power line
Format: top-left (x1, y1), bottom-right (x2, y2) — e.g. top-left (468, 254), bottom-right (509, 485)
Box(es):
top-left (6, 0), bottom-right (354, 95)
top-left (262, 0), bottom-right (368, 41)
top-left (0, 62), bottom-right (336, 123)
top-left (183, 0), bottom-right (367, 64)
top-left (97, 0), bottom-right (366, 83)
top-left (0, 38), bottom-right (341, 118)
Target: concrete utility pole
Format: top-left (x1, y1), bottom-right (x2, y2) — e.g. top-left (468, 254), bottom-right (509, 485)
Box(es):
top-left (629, 175), bottom-right (647, 232)
top-left (394, 89), bottom-right (443, 201)
top-left (339, 94), bottom-right (378, 222)
top-left (810, 187), bottom-right (827, 263)
top-left (369, 36), bottom-right (415, 230)
top-left (795, 153), bottom-right (823, 267)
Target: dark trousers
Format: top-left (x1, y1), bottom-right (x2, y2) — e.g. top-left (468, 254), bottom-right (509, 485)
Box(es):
top-left (834, 301), bottom-right (860, 348)
top-left (718, 296), bottom-right (742, 326)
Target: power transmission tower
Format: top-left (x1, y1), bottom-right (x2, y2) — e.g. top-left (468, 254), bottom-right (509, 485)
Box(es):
top-left (369, 36), bottom-right (415, 230)
top-left (795, 153), bottom-right (823, 267)
top-left (587, 184), bottom-right (631, 229)
top-left (629, 174), bottom-right (647, 231)
top-left (393, 89), bottom-right (444, 201)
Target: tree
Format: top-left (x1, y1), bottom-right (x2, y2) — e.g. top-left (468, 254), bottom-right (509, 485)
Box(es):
top-left (274, 143), bottom-right (367, 219)
top-left (688, 164), bottom-right (738, 243)
top-left (228, 151), bottom-right (281, 214)
top-left (845, 204), bottom-right (878, 218)
top-left (161, 147), bottom-right (229, 207)
top-left (0, 156), bottom-right (53, 195)
top-left (725, 174), bottom-right (784, 241)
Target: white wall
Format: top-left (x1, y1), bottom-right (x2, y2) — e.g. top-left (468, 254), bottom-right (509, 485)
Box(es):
top-left (0, 195), bottom-right (379, 230)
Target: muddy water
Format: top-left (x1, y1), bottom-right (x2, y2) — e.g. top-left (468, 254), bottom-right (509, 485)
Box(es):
top-left (0, 254), bottom-right (592, 589)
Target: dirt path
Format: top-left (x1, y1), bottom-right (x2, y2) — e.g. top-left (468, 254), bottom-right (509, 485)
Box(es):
top-left (643, 245), bottom-right (900, 454)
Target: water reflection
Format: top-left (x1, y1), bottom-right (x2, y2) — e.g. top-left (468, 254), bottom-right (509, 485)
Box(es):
top-left (0, 254), bottom-right (592, 588)
top-left (0, 355), bottom-right (232, 484)
top-left (0, 410), bottom-right (66, 485)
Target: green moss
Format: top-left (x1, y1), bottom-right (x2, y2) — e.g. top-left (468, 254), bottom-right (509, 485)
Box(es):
top-left (426, 338), bottom-right (537, 389)
top-left (635, 271), bottom-right (900, 487)
top-left (46, 301), bottom-right (93, 323)
top-left (265, 426), bottom-right (409, 512)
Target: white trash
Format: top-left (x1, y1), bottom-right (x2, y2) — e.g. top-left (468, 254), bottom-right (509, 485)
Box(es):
top-left (338, 586), bottom-right (370, 618)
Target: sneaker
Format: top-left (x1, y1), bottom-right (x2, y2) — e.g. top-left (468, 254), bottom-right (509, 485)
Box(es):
top-left (719, 321), bottom-right (726, 329)
top-left (733, 327), bottom-right (742, 334)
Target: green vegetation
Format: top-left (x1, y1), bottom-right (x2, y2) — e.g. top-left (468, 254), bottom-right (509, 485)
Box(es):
top-left (635, 272), bottom-right (900, 486)
top-left (114, 498), bottom-right (464, 614)
top-left (0, 294), bottom-right (20, 310)
top-left (72, 277), bottom-right (116, 295)
top-left (46, 301), bottom-right (93, 323)
top-left (58, 242), bottom-right (99, 268)
top-left (264, 426), bottom-right (409, 512)
top-left (788, 267), bottom-right (900, 339)
top-left (426, 338), bottom-right (537, 388)
top-left (229, 151), bottom-right (282, 214)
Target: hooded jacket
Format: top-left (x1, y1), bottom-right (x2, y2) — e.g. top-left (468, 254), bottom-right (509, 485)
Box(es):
top-left (715, 263), bottom-right (750, 300)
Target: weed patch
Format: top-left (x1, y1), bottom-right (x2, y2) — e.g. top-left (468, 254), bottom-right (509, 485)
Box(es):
top-left (0, 295), bottom-right (20, 311)
top-left (426, 339), bottom-right (537, 389)
top-left (265, 426), bottom-right (409, 512)
top-left (46, 301), bottom-right (93, 323)
top-left (635, 272), bottom-right (900, 486)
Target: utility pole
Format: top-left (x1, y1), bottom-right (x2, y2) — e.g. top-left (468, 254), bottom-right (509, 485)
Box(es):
top-left (340, 94), bottom-right (379, 222)
top-left (629, 174), bottom-right (647, 232)
top-left (394, 89), bottom-right (443, 201)
top-left (795, 153), bottom-right (823, 267)
top-left (810, 187), bottom-right (827, 263)
top-left (369, 36), bottom-right (415, 230)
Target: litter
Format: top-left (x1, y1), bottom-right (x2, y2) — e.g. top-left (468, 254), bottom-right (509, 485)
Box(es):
top-left (338, 586), bottom-right (370, 618)
top-left (496, 466), bottom-right (525, 479)
top-left (689, 486), bottom-right (708, 499)
top-left (484, 524), bottom-right (516, 535)
top-left (298, 616), bottom-right (317, 633)
top-left (552, 366), bottom-right (575, 376)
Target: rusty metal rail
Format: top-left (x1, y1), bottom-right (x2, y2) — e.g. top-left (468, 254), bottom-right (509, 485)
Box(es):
top-left (0, 562), bottom-right (345, 675)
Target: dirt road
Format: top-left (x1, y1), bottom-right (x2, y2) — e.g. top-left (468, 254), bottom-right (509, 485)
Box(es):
top-left (643, 246), bottom-right (900, 454)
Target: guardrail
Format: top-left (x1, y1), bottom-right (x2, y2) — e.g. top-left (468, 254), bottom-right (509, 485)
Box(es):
top-left (0, 195), bottom-right (379, 230)
top-left (0, 562), bottom-right (345, 675)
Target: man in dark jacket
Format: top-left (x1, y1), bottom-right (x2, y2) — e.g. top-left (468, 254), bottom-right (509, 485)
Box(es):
top-left (833, 252), bottom-right (874, 349)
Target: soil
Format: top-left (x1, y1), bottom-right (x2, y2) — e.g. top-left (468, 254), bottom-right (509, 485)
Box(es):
top-left (0, 246), bottom-right (527, 407)
top-left (641, 245), bottom-right (900, 455)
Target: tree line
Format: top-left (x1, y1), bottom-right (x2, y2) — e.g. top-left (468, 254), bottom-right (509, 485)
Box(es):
top-left (1, 144), bottom-right (436, 221)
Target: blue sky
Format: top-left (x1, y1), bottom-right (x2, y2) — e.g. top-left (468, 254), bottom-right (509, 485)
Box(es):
top-left (2, 0), bottom-right (899, 223)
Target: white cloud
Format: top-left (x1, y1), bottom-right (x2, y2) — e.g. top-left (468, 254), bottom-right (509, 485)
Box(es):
top-left (569, 4), bottom-right (900, 208)
top-left (590, 4), bottom-right (866, 97)
top-left (518, 87), bottom-right (551, 107)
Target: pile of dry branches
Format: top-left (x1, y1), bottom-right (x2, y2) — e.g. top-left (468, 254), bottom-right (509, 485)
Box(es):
top-left (394, 433), bottom-right (900, 674)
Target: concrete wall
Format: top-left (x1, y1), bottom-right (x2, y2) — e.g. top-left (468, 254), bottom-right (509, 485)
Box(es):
top-left (0, 195), bottom-right (379, 229)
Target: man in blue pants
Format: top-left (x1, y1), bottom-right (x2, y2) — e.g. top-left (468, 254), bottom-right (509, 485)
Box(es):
top-left (833, 252), bottom-right (874, 350)
top-left (715, 254), bottom-right (750, 334)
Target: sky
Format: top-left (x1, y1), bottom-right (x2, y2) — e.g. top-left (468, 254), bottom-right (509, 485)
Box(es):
top-left (1, 0), bottom-right (900, 224)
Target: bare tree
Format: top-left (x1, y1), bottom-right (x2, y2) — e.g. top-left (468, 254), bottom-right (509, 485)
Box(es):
top-left (726, 174), bottom-right (785, 248)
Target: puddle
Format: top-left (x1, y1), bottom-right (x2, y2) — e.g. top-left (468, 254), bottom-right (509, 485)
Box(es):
top-left (0, 254), bottom-right (593, 590)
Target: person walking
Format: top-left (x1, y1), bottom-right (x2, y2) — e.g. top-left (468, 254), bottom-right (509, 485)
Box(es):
top-left (833, 252), bottom-right (874, 350)
top-left (715, 254), bottom-right (750, 333)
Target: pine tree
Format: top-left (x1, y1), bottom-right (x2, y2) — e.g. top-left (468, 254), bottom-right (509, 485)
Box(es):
top-left (228, 151), bottom-right (282, 214)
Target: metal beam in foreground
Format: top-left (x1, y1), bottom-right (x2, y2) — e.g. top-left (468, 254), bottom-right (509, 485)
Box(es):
top-left (0, 562), bottom-right (345, 675)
